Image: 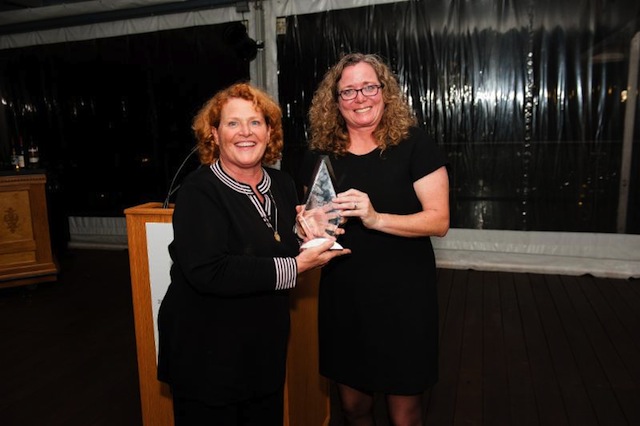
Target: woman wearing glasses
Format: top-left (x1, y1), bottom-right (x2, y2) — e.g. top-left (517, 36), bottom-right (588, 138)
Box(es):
top-left (300, 53), bottom-right (450, 425)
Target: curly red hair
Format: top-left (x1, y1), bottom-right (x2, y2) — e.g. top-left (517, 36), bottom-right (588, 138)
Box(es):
top-left (192, 82), bottom-right (284, 165)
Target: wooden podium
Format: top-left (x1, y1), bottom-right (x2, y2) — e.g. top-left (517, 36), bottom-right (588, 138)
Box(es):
top-left (286, 268), bottom-right (331, 426)
top-left (124, 202), bottom-right (330, 426)
top-left (124, 202), bottom-right (174, 426)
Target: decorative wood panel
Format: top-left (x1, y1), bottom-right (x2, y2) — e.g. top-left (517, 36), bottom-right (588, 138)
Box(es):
top-left (0, 172), bottom-right (57, 288)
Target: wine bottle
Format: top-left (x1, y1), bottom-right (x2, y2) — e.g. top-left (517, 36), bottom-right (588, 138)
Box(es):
top-left (17, 137), bottom-right (26, 169)
top-left (11, 145), bottom-right (19, 170)
top-left (28, 139), bottom-right (40, 168)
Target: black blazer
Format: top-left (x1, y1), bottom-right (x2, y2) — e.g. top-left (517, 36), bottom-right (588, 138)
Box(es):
top-left (157, 163), bottom-right (300, 405)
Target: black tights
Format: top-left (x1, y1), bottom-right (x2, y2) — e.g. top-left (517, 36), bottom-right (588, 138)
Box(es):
top-left (337, 383), bottom-right (424, 426)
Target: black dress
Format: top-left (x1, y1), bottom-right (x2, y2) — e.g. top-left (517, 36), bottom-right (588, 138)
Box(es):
top-left (157, 162), bottom-right (300, 406)
top-left (300, 127), bottom-right (448, 394)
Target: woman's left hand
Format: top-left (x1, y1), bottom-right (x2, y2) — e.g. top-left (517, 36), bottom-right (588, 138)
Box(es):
top-left (334, 189), bottom-right (379, 229)
top-left (295, 204), bottom-right (345, 241)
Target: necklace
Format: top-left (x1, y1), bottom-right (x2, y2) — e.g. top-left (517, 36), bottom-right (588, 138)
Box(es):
top-left (210, 161), bottom-right (280, 242)
top-left (262, 191), bottom-right (280, 242)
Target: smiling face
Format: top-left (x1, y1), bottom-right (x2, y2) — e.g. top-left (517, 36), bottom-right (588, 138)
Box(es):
top-left (212, 97), bottom-right (271, 175)
top-left (337, 61), bottom-right (385, 132)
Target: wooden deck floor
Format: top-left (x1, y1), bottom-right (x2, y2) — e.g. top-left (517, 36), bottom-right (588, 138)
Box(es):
top-left (1, 249), bottom-right (638, 426)
top-left (424, 269), bottom-right (640, 426)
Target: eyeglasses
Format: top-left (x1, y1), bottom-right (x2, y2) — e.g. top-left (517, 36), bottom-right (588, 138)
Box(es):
top-left (337, 84), bottom-right (384, 101)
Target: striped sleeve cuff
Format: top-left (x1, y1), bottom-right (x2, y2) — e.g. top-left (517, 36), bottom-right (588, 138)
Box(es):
top-left (274, 257), bottom-right (297, 290)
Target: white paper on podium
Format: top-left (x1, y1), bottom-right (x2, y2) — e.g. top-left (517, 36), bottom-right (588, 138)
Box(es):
top-left (145, 222), bottom-right (174, 364)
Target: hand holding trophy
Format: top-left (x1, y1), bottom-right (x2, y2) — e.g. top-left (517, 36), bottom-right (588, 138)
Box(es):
top-left (299, 156), bottom-right (344, 249)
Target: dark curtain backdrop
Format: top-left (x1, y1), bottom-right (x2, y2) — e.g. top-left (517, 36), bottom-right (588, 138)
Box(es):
top-left (1, 0), bottom-right (638, 237)
top-left (276, 0), bottom-right (640, 233)
top-left (0, 21), bottom-right (251, 236)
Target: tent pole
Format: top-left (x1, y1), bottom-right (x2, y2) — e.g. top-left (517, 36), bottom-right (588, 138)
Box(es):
top-left (617, 31), bottom-right (640, 233)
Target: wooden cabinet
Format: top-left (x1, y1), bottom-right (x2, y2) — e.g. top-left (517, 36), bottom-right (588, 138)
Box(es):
top-left (0, 171), bottom-right (57, 288)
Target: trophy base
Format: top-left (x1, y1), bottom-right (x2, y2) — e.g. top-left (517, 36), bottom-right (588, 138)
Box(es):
top-left (300, 237), bottom-right (344, 250)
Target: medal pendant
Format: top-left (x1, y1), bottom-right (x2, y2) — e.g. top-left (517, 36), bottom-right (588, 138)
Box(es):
top-left (274, 231), bottom-right (281, 242)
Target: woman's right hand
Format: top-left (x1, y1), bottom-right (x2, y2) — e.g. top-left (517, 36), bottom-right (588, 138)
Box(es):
top-left (295, 238), bottom-right (350, 273)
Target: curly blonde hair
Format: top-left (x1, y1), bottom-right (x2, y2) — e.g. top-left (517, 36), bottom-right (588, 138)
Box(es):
top-left (192, 82), bottom-right (284, 166)
top-left (308, 53), bottom-right (417, 155)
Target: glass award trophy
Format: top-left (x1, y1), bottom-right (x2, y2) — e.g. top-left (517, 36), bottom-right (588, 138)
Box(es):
top-left (299, 155), bottom-right (344, 249)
